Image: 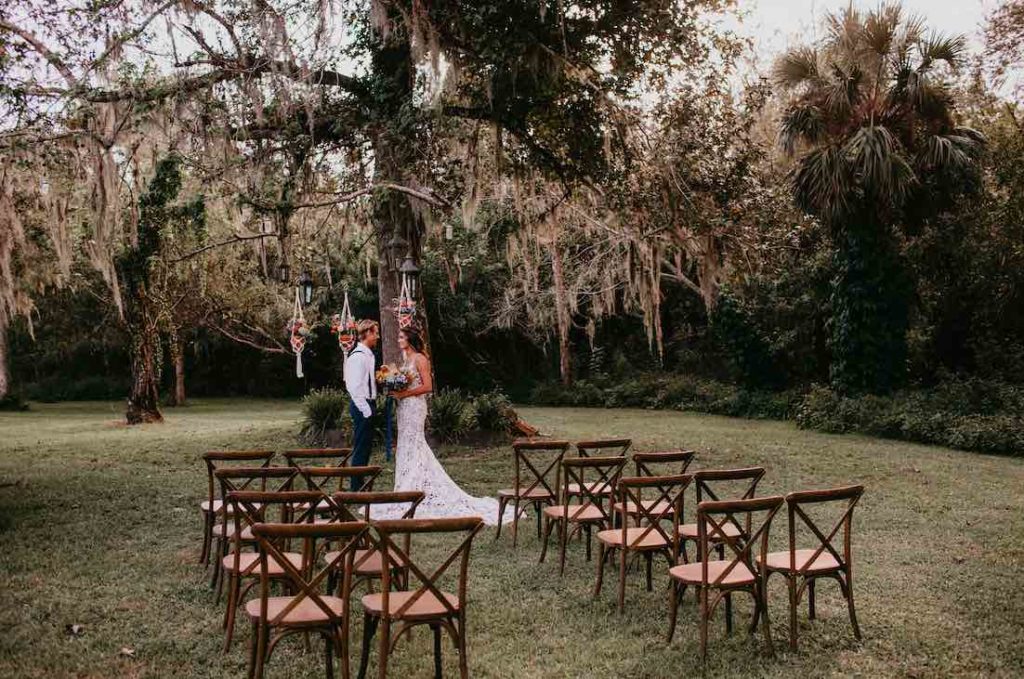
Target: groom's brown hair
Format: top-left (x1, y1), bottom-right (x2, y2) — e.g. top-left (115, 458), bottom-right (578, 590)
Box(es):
top-left (356, 319), bottom-right (379, 339)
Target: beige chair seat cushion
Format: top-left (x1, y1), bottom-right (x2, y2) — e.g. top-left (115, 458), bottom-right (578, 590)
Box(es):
top-left (211, 524), bottom-right (255, 540)
top-left (677, 522), bottom-right (742, 540)
top-left (615, 499), bottom-right (673, 517)
top-left (497, 487), bottom-right (554, 500)
top-left (597, 527), bottom-right (670, 550)
top-left (222, 551), bottom-right (302, 575)
top-left (542, 504), bottom-right (607, 523)
top-left (764, 549), bottom-right (841, 574)
top-left (246, 595), bottom-right (346, 626)
top-left (324, 548), bottom-right (407, 575)
top-left (566, 481), bottom-right (612, 496)
top-left (361, 590), bottom-right (460, 621)
top-left (669, 560), bottom-right (756, 586)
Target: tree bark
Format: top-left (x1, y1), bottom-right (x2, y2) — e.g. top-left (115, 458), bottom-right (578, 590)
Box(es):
top-left (168, 328), bottom-right (186, 406)
top-left (0, 314), bottom-right (9, 400)
top-left (126, 314), bottom-right (163, 424)
top-left (370, 28), bottom-right (417, 368)
top-left (550, 240), bottom-right (573, 386)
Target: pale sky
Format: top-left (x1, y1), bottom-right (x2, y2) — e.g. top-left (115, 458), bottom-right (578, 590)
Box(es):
top-left (735, 0), bottom-right (996, 65)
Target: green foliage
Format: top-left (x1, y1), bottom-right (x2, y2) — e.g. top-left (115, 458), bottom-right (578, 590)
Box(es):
top-left (0, 391), bottom-right (28, 411)
top-left (299, 388), bottom-right (350, 445)
top-left (472, 390), bottom-right (517, 432)
top-left (528, 374), bottom-right (799, 421)
top-left (796, 379), bottom-right (1024, 456)
top-left (427, 388), bottom-right (478, 443)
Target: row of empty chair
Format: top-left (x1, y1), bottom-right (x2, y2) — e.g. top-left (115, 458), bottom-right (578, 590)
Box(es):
top-left (196, 440), bottom-right (865, 676)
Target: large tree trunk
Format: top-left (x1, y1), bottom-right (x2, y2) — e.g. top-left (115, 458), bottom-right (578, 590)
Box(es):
top-left (168, 328), bottom-right (186, 406)
top-left (0, 314), bottom-right (9, 400)
top-left (550, 240), bottom-right (572, 386)
top-left (125, 296), bottom-right (163, 424)
top-left (370, 28), bottom-right (417, 368)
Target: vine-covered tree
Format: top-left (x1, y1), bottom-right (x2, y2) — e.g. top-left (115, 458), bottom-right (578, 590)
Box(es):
top-left (775, 4), bottom-right (985, 394)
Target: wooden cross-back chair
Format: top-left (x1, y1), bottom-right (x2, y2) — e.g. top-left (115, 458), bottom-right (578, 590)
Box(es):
top-left (212, 467), bottom-right (299, 593)
top-left (565, 438), bottom-right (632, 502)
top-left (247, 521), bottom-right (368, 679)
top-left (667, 495), bottom-right (785, 663)
top-left (678, 467), bottom-right (766, 562)
top-left (282, 448), bottom-right (354, 468)
top-left (200, 450), bottom-right (275, 565)
top-left (495, 440), bottom-right (571, 546)
top-left (765, 485), bottom-right (865, 650)
top-left (616, 451), bottom-right (697, 520)
top-left (596, 474), bottom-right (692, 612)
top-left (357, 517), bottom-right (485, 679)
top-left (296, 466), bottom-right (383, 513)
top-left (222, 490), bottom-right (332, 651)
top-left (540, 456), bottom-right (627, 574)
top-left (325, 491), bottom-right (425, 594)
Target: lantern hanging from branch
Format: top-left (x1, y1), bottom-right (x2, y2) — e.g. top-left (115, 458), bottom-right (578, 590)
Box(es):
top-left (298, 270), bottom-right (314, 305)
top-left (396, 252), bottom-right (420, 329)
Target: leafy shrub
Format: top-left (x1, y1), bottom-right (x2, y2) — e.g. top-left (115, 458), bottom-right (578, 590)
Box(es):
top-left (796, 380), bottom-right (1024, 456)
top-left (428, 388), bottom-right (478, 443)
top-left (26, 375), bottom-right (130, 402)
top-left (472, 390), bottom-right (517, 432)
top-left (0, 391), bottom-right (28, 411)
top-left (299, 388), bottom-right (350, 445)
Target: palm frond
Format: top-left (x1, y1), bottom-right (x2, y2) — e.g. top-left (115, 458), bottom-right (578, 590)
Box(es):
top-left (824, 62), bottom-right (864, 117)
top-left (915, 131), bottom-right (986, 171)
top-left (861, 4), bottom-right (902, 57)
top-left (844, 125), bottom-right (916, 203)
top-left (779, 103), bottom-right (825, 154)
top-left (826, 6), bottom-right (863, 58)
top-left (916, 33), bottom-right (967, 72)
top-left (773, 47), bottom-right (821, 89)
top-left (791, 145), bottom-right (853, 220)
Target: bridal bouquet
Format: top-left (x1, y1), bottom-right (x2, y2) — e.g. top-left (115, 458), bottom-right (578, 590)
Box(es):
top-left (375, 364), bottom-right (413, 395)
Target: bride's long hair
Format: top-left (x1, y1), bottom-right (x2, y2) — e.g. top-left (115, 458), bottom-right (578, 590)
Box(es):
top-left (400, 326), bottom-right (428, 358)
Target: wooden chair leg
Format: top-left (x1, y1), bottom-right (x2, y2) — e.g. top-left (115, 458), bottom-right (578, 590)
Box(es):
top-left (644, 552), bottom-right (653, 592)
top-left (495, 498), bottom-right (506, 540)
top-left (247, 620), bottom-right (259, 679)
top-left (788, 575), bottom-right (798, 651)
top-left (594, 543), bottom-right (606, 597)
top-left (457, 612), bottom-right (469, 679)
top-left (808, 579), bottom-right (816, 620)
top-left (357, 613), bottom-right (377, 679)
top-left (558, 520), bottom-right (568, 576)
top-left (585, 526), bottom-right (592, 561)
top-left (432, 624), bottom-right (442, 679)
top-left (725, 592), bottom-right (733, 634)
top-left (223, 574), bottom-right (239, 652)
top-left (377, 620), bottom-right (390, 679)
top-left (761, 580), bottom-right (775, 658)
top-left (539, 517), bottom-right (554, 563)
top-left (325, 633), bottom-right (335, 679)
top-left (845, 574), bottom-right (862, 640)
top-left (511, 498), bottom-right (521, 548)
top-left (667, 581), bottom-right (679, 642)
top-left (200, 512), bottom-right (212, 564)
top-left (699, 586), bottom-right (709, 664)
top-left (535, 502), bottom-right (543, 539)
top-left (617, 547), bottom-right (627, 613)
top-left (254, 621), bottom-right (269, 679)
top-left (336, 625), bottom-right (349, 679)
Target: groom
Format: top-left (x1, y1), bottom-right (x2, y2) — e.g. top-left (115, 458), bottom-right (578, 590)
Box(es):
top-left (344, 319), bottom-right (379, 490)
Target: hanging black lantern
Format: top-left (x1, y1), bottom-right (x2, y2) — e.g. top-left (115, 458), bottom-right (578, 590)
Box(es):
top-left (386, 232), bottom-right (408, 272)
top-left (277, 261), bottom-right (291, 284)
top-left (399, 253), bottom-right (421, 298)
top-left (298, 270), bottom-right (315, 305)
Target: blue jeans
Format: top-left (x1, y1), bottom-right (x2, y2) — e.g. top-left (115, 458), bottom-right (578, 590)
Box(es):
top-left (349, 399), bottom-right (376, 490)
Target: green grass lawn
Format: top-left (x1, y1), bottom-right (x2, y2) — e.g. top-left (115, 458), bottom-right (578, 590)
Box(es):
top-left (1, 400), bottom-right (1023, 678)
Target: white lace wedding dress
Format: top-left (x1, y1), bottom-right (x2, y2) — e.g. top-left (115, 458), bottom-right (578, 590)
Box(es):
top-left (382, 357), bottom-right (509, 525)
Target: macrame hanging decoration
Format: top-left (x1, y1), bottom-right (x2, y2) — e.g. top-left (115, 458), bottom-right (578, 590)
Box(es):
top-left (288, 287), bottom-right (308, 378)
top-left (397, 277), bottom-right (416, 329)
top-left (331, 284), bottom-right (358, 352)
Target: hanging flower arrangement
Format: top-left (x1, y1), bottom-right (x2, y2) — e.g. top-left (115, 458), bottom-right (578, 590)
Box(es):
top-left (330, 286), bottom-right (358, 351)
top-left (287, 288), bottom-right (310, 378)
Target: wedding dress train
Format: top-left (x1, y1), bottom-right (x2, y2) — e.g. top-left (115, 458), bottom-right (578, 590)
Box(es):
top-left (381, 359), bottom-right (510, 525)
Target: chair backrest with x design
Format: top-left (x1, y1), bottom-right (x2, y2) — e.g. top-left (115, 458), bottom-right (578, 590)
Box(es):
top-left (215, 467), bottom-right (300, 533)
top-left (575, 438), bottom-right (632, 458)
top-left (203, 450), bottom-right (275, 515)
top-left (226, 490), bottom-right (327, 573)
top-left (561, 456), bottom-right (627, 523)
top-left (617, 474), bottom-right (692, 552)
top-left (691, 467), bottom-right (766, 538)
top-left (697, 496), bottom-right (785, 587)
top-left (372, 517), bottom-right (485, 621)
top-left (297, 465), bottom-right (383, 495)
top-left (251, 521), bottom-right (368, 626)
top-left (281, 448), bottom-right (353, 468)
top-left (510, 440), bottom-right (570, 500)
top-left (634, 450), bottom-right (696, 477)
top-left (784, 485), bottom-right (864, 575)
top-left (332, 491), bottom-right (425, 571)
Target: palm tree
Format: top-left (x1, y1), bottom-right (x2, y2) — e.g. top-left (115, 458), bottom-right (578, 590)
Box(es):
top-left (774, 4), bottom-right (985, 394)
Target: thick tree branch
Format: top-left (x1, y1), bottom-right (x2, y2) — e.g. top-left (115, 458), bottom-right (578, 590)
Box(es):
top-left (0, 19), bottom-right (78, 87)
top-left (171, 232), bottom-right (281, 263)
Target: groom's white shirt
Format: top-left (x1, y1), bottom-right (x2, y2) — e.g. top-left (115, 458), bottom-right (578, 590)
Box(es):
top-left (344, 342), bottom-right (377, 418)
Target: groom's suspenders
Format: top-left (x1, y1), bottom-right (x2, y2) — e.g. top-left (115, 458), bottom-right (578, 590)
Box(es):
top-left (351, 346), bottom-right (374, 399)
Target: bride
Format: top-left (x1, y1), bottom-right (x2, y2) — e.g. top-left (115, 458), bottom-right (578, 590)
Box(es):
top-left (386, 326), bottom-right (508, 525)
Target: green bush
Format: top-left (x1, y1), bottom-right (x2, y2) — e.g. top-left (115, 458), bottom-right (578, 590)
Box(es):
top-left (428, 388), bottom-right (478, 443)
top-left (472, 390), bottom-right (517, 432)
top-left (299, 388), bottom-right (350, 445)
top-left (25, 375), bottom-right (130, 402)
top-left (795, 380), bottom-right (1024, 456)
top-left (0, 391), bottom-right (29, 411)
